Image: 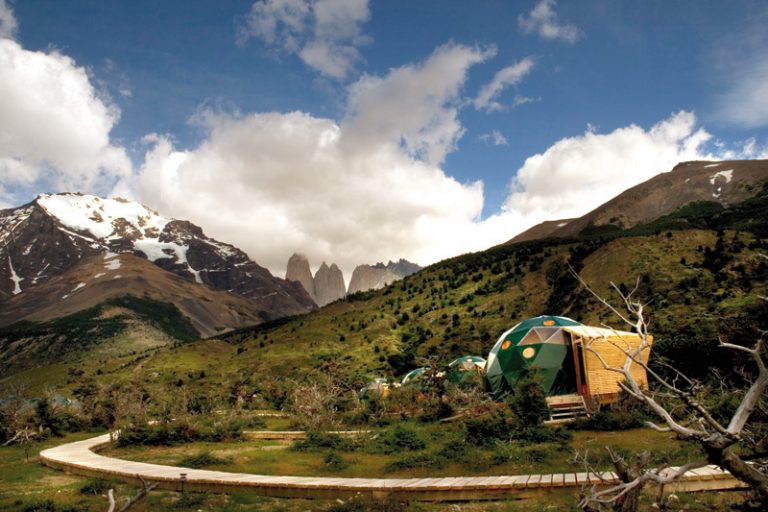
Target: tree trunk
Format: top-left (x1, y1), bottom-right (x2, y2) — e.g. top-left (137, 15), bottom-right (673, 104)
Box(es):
top-left (704, 443), bottom-right (768, 505)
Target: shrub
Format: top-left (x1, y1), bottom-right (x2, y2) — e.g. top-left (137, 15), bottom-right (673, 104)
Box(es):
top-left (116, 417), bottom-right (243, 447)
top-left (490, 441), bottom-right (561, 466)
top-left (292, 432), bottom-right (357, 452)
top-left (79, 478), bottom-right (113, 495)
top-left (385, 453), bottom-right (444, 472)
top-left (178, 451), bottom-right (231, 468)
top-left (324, 451), bottom-right (350, 471)
top-left (377, 425), bottom-right (426, 454)
top-left (463, 412), bottom-right (514, 447)
top-left (506, 372), bottom-right (549, 429)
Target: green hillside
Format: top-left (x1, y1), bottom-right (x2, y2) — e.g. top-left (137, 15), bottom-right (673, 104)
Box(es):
top-left (4, 185), bottom-right (765, 401)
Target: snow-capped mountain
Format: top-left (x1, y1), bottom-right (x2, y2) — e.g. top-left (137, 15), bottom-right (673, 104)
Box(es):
top-left (0, 193), bottom-right (314, 319)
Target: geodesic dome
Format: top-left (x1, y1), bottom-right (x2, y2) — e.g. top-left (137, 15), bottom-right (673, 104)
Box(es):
top-left (485, 315), bottom-right (581, 398)
top-left (401, 367), bottom-right (429, 385)
top-left (446, 355), bottom-right (486, 384)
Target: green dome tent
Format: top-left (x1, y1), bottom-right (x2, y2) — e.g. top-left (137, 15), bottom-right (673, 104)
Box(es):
top-left (485, 315), bottom-right (581, 398)
top-left (446, 355), bottom-right (486, 384)
top-left (401, 367), bottom-right (429, 385)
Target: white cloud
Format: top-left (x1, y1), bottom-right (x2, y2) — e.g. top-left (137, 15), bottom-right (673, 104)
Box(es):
top-left (479, 130), bottom-right (508, 146)
top-left (0, 0), bottom-right (17, 40)
top-left (709, 8), bottom-right (768, 129)
top-left (0, 39), bottom-right (131, 205)
top-left (239, 0), bottom-right (371, 79)
top-left (343, 43), bottom-right (495, 165)
top-left (518, 0), bottom-right (581, 44)
top-left (126, 111), bottom-right (486, 278)
top-left (119, 43), bottom-right (497, 277)
top-left (716, 50), bottom-right (768, 129)
top-left (474, 57), bottom-right (535, 112)
top-left (504, 111), bottom-right (715, 220)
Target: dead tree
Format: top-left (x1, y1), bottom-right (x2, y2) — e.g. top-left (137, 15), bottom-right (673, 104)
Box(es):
top-left (573, 270), bottom-right (768, 509)
top-left (2, 426), bottom-right (37, 462)
top-left (106, 475), bottom-right (158, 512)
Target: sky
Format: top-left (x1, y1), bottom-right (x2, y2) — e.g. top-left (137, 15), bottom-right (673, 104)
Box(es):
top-left (1, 0), bottom-right (768, 278)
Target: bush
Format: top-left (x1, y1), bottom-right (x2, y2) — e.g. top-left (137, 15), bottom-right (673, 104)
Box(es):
top-left (292, 432), bottom-right (357, 452)
top-left (324, 451), bottom-right (350, 470)
top-left (376, 425), bottom-right (426, 454)
top-left (21, 501), bottom-right (83, 512)
top-left (506, 372), bottom-right (549, 429)
top-left (571, 392), bottom-right (649, 431)
top-left (116, 417), bottom-right (243, 447)
top-left (385, 453), bottom-right (444, 472)
top-left (178, 451), bottom-right (231, 468)
top-left (79, 478), bottom-right (113, 495)
top-left (490, 441), bottom-right (561, 466)
top-left (463, 412), bottom-right (514, 447)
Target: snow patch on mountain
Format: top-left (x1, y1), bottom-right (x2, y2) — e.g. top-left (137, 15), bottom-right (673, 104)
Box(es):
top-left (710, 169), bottom-right (733, 185)
top-left (7, 256), bottom-right (23, 294)
top-left (37, 193), bottom-right (169, 240)
top-left (104, 257), bottom-right (121, 271)
top-left (133, 240), bottom-right (201, 283)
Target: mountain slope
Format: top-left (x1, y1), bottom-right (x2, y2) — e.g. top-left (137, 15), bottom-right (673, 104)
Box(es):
top-left (0, 253), bottom-right (279, 371)
top-left (509, 159), bottom-right (768, 243)
top-left (0, 193), bottom-right (315, 319)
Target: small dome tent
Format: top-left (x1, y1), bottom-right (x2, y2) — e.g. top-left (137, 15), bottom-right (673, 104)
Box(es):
top-left (485, 315), bottom-right (652, 405)
top-left (401, 367), bottom-right (429, 385)
top-left (446, 355), bottom-right (486, 384)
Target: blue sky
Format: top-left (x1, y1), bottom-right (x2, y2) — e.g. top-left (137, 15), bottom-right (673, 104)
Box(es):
top-left (1, 0), bottom-right (768, 275)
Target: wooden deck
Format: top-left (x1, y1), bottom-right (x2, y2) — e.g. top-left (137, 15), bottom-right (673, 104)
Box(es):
top-left (39, 433), bottom-right (748, 501)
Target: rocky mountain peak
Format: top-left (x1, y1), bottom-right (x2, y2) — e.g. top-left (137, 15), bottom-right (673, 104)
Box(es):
top-left (286, 253), bottom-right (315, 301)
top-left (313, 261), bottom-right (346, 307)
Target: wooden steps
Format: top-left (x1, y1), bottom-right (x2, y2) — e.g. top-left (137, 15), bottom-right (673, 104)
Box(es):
top-left (546, 394), bottom-right (588, 423)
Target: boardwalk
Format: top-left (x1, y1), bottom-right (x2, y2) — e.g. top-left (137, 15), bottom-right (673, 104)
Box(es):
top-left (40, 433), bottom-right (747, 501)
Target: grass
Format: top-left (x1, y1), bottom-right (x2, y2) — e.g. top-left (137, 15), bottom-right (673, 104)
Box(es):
top-left (103, 426), bottom-right (700, 479)
top-left (0, 427), bottom-right (749, 512)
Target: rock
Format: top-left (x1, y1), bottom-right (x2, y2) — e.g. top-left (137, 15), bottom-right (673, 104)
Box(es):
top-left (347, 264), bottom-right (401, 295)
top-left (286, 253), bottom-right (315, 301)
top-left (313, 262), bottom-right (346, 306)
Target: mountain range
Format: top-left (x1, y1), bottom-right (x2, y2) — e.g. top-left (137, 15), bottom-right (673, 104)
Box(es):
top-left (285, 254), bottom-right (422, 306)
top-left (0, 194), bottom-right (315, 332)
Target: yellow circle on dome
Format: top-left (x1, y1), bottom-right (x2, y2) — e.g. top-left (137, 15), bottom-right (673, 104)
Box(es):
top-left (501, 340), bottom-right (512, 350)
top-left (543, 319), bottom-right (555, 326)
top-left (522, 347), bottom-right (536, 359)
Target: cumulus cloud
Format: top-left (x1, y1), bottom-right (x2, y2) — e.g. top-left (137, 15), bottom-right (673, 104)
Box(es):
top-left (518, 0), bottom-right (581, 44)
top-left (0, 39), bottom-right (131, 205)
top-left (0, 0), bottom-right (17, 40)
top-left (504, 111), bottom-right (714, 220)
top-left (479, 130), bottom-right (508, 146)
top-left (123, 38), bottom-right (732, 281)
top-left (239, 0), bottom-right (371, 79)
top-left (474, 57), bottom-right (535, 112)
top-left (120, 43), bottom-right (497, 276)
top-left (343, 43), bottom-right (495, 165)
top-left (127, 111), bottom-right (486, 277)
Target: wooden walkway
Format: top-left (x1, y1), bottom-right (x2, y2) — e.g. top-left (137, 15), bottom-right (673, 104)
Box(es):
top-left (39, 433), bottom-right (747, 501)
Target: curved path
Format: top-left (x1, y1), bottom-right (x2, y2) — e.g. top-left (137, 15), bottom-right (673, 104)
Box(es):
top-left (40, 433), bottom-right (745, 501)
